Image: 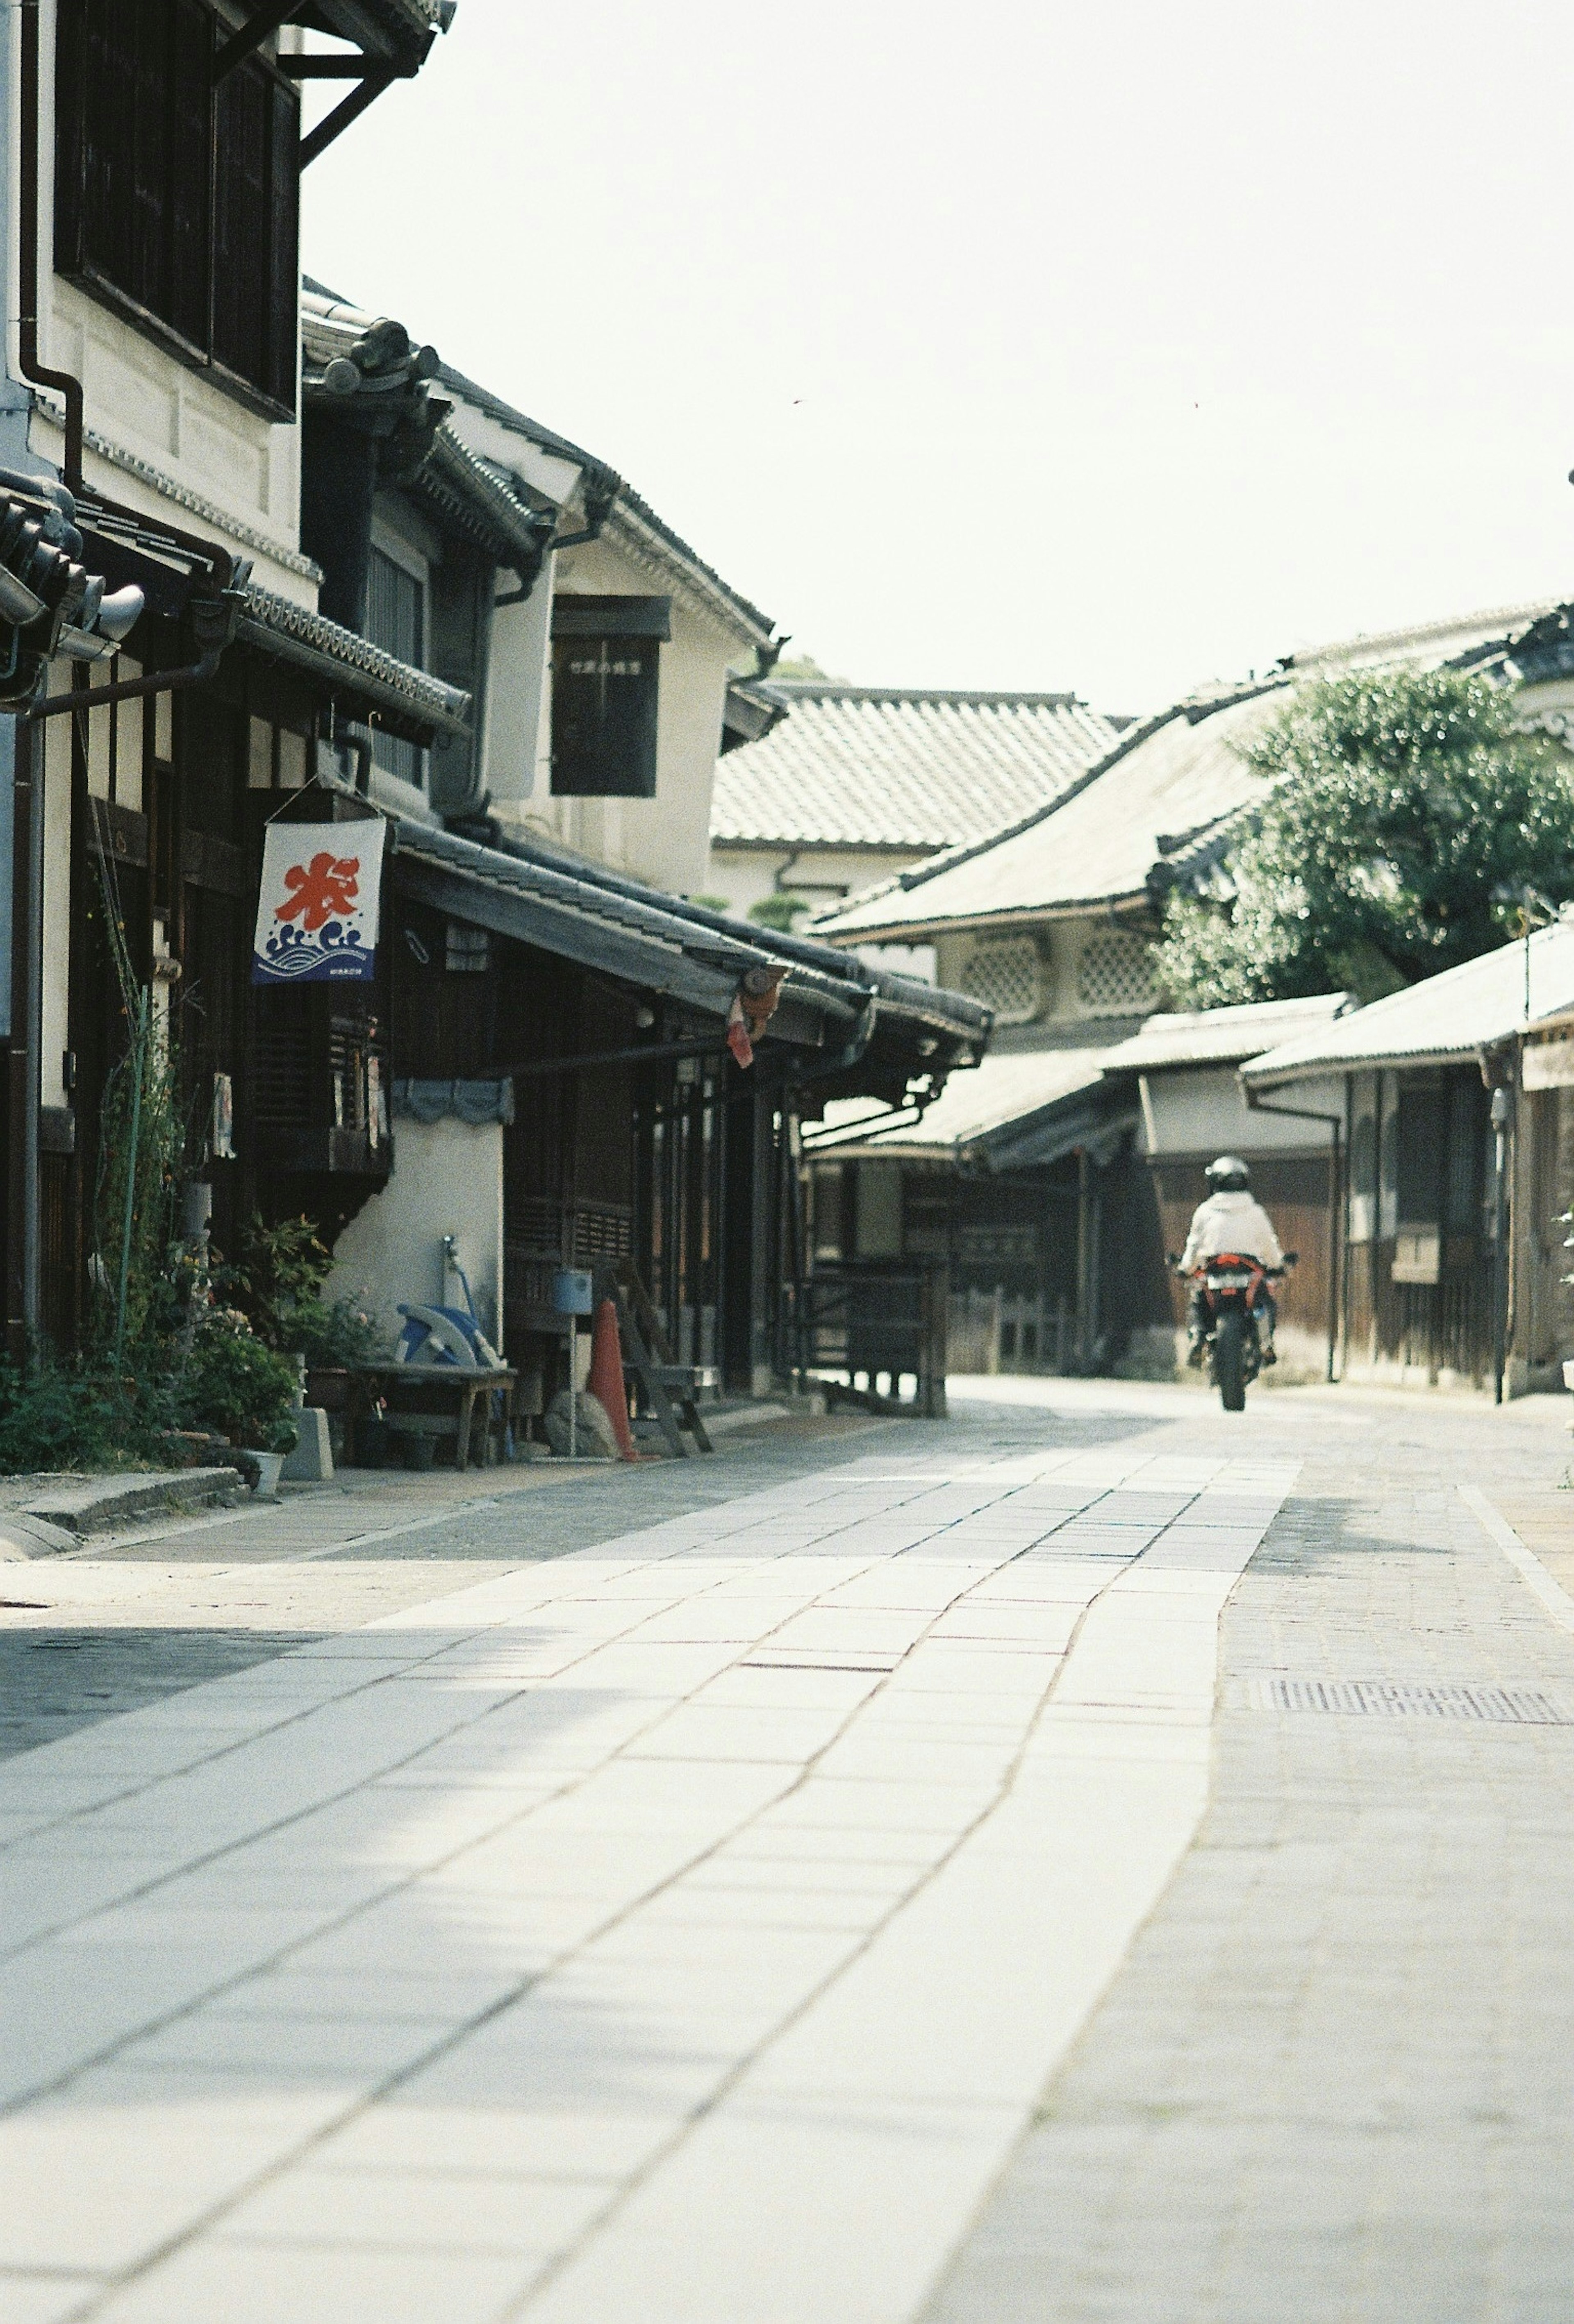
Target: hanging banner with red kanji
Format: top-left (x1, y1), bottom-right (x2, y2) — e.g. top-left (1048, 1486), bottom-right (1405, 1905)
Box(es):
top-left (252, 820), bottom-right (385, 985)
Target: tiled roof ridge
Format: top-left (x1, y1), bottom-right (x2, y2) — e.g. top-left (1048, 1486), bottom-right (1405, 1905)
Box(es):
top-left (826, 705), bottom-right (1187, 916)
top-left (1243, 919), bottom-right (1574, 1082)
top-left (420, 424), bottom-right (552, 568)
top-left (394, 818), bottom-right (992, 1043)
top-left (810, 679), bottom-right (1288, 932)
top-left (1283, 593), bottom-right (1572, 672)
top-left (757, 682), bottom-right (1089, 708)
top-left (241, 582), bottom-right (472, 724)
top-left (713, 691), bottom-right (1118, 852)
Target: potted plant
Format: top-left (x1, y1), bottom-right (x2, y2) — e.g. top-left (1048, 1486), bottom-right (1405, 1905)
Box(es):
top-left (299, 1298), bottom-right (387, 1408)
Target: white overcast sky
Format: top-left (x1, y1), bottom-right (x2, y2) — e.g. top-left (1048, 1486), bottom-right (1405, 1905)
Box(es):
top-left (304, 1), bottom-right (1574, 716)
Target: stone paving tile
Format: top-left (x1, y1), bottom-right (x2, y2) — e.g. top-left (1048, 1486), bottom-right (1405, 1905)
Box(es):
top-left (925, 1396), bottom-right (1574, 2324)
top-left (0, 1417), bottom-right (892, 1765)
top-left (0, 1395), bottom-right (1233, 2318)
top-left (10, 1381), bottom-right (1571, 2321)
top-left (91, 2238), bottom-right (532, 2322)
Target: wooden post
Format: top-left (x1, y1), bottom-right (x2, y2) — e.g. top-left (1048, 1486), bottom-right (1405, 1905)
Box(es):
top-left (5, 717), bottom-right (37, 1359)
top-left (1075, 1146), bottom-right (1092, 1373)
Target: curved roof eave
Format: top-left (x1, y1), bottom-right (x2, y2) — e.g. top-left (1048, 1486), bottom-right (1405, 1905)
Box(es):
top-left (816, 891), bottom-right (1154, 947)
top-left (434, 363), bottom-right (776, 647)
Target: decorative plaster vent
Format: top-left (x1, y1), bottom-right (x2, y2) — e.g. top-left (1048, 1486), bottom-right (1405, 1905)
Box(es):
top-left (960, 936), bottom-right (1041, 1024)
top-left (1076, 930), bottom-right (1157, 1017)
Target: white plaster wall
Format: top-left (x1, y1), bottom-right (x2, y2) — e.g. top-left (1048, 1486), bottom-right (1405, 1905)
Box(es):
top-left (707, 843), bottom-right (924, 921)
top-left (484, 549), bottom-right (555, 813)
top-left (328, 1120), bottom-right (505, 1354)
top-left (933, 916), bottom-right (1168, 1029)
top-left (505, 531), bottom-right (748, 895)
top-left (1137, 1068), bottom-right (1336, 1157)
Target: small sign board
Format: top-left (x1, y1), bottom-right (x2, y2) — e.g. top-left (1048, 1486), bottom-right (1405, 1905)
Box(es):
top-left (253, 820), bottom-right (384, 985)
top-left (551, 1268), bottom-right (595, 1316)
top-left (1522, 1036), bottom-right (1574, 1091)
top-left (1391, 1229), bottom-right (1441, 1286)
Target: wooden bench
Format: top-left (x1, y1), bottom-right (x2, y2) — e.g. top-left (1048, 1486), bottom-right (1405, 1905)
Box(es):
top-left (348, 1362), bottom-right (519, 1470)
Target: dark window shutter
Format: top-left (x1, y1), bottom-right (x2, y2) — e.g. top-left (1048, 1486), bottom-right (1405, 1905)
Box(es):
top-left (53, 0), bottom-right (88, 277)
top-left (168, 0), bottom-right (213, 352)
top-left (1395, 1084), bottom-right (1446, 1227)
top-left (56, 0), bottom-right (296, 412)
top-left (550, 633), bottom-right (662, 798)
top-left (366, 548), bottom-right (426, 788)
top-left (71, 1), bottom-right (141, 299)
top-left (212, 57), bottom-right (269, 391)
top-left (266, 73), bottom-right (301, 411)
top-left (125, 4), bottom-right (171, 323)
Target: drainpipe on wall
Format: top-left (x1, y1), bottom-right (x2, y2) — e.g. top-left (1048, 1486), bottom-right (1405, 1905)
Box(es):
top-left (544, 464), bottom-right (620, 556)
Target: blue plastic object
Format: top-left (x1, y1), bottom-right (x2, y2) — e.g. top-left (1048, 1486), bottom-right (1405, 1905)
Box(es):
top-left (396, 1302), bottom-right (490, 1367)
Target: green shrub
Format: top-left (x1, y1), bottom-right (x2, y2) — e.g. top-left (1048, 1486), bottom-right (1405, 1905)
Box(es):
top-left (219, 1215), bottom-right (388, 1368)
top-left (0, 1351), bottom-right (180, 1474)
top-left (180, 1313), bottom-right (299, 1452)
top-left (292, 1297), bottom-right (387, 1369)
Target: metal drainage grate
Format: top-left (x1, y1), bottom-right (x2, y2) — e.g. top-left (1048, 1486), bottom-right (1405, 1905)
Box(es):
top-left (1249, 1677), bottom-right (1572, 1724)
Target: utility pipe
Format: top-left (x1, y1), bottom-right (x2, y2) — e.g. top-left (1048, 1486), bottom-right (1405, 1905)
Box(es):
top-left (500, 1034), bottom-right (732, 1081)
top-left (25, 650), bottom-right (223, 722)
top-left (16, 0), bottom-right (83, 494)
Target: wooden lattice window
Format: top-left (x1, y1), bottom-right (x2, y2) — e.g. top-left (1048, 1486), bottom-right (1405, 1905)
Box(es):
top-left (959, 937), bottom-right (1041, 1025)
top-left (56, 0), bottom-right (300, 416)
top-left (1076, 930), bottom-right (1158, 1017)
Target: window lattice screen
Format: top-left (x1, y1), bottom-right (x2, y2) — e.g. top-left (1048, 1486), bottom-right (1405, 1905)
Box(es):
top-left (1076, 930), bottom-right (1157, 1016)
top-left (960, 937), bottom-right (1041, 1024)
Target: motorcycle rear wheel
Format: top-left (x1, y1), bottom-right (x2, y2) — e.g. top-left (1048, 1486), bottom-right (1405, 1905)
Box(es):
top-left (1214, 1309), bottom-right (1246, 1412)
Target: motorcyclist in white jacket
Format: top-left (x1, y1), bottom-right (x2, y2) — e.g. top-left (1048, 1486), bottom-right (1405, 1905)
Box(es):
top-left (1180, 1156), bottom-right (1283, 1367)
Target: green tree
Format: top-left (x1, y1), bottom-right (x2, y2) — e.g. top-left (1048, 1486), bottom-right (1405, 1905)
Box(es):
top-left (1158, 668), bottom-right (1574, 1008)
top-left (747, 893), bottom-right (810, 933)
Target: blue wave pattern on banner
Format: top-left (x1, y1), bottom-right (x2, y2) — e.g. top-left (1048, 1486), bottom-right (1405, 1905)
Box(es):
top-left (255, 922), bottom-right (373, 984)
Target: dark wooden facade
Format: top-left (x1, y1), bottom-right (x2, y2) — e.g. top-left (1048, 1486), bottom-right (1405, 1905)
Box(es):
top-left (1340, 1065), bottom-right (1494, 1386)
top-left (23, 625), bottom-right (398, 1353)
top-left (1149, 1151), bottom-right (1337, 1370)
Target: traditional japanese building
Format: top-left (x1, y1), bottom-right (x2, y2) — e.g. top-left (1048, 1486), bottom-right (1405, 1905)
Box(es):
top-left (0, 0), bottom-right (457, 1355)
top-left (808, 600), bottom-right (1573, 1378)
top-left (0, 14), bottom-right (989, 1421)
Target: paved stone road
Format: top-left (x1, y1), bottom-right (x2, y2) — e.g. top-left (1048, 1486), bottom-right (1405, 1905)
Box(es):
top-left (0, 1383), bottom-right (1571, 2321)
top-left (928, 1383), bottom-right (1574, 2324)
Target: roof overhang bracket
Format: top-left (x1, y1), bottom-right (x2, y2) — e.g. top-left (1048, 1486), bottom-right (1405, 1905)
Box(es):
top-left (217, 5), bottom-right (436, 164)
top-left (298, 65), bottom-right (397, 165)
top-left (215, 2), bottom-right (301, 80)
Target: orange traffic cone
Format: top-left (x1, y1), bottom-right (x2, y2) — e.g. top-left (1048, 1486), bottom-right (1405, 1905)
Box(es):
top-left (587, 1298), bottom-right (637, 1461)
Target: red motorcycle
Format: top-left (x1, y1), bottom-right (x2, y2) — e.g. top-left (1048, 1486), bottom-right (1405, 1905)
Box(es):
top-left (1169, 1250), bottom-right (1296, 1413)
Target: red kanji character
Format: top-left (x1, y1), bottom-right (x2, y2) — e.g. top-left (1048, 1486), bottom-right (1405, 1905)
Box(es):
top-left (275, 852), bottom-right (360, 935)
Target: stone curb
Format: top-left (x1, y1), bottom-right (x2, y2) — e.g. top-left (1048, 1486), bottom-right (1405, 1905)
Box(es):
top-left (16, 1466), bottom-right (249, 1545)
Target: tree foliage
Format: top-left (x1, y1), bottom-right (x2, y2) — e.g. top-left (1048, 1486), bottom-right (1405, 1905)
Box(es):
top-left (1157, 668), bottom-right (1574, 1009)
